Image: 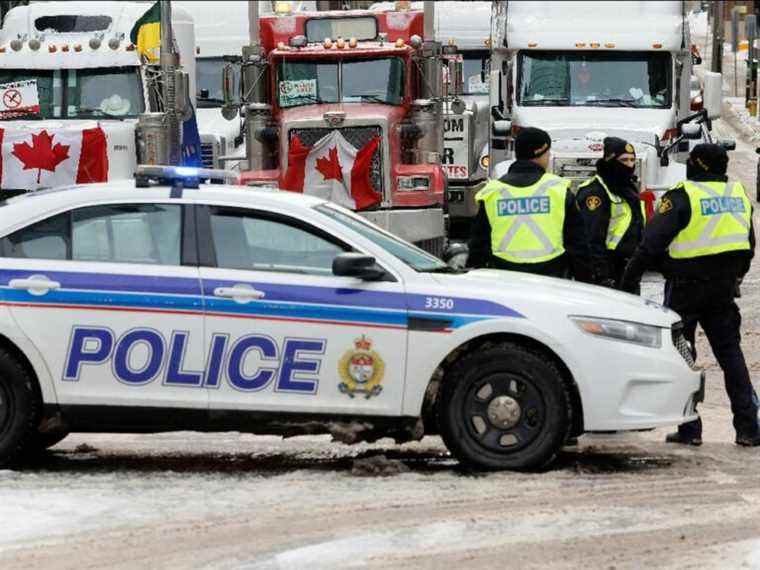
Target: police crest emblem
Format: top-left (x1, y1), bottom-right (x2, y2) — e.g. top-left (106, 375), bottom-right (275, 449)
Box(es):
top-left (586, 196), bottom-right (602, 211)
top-left (338, 335), bottom-right (385, 399)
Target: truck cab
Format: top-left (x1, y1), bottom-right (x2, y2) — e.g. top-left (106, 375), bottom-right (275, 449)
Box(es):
top-left (489, 1), bottom-right (717, 211)
top-left (0, 1), bottom-right (195, 191)
top-left (237, 7), bottom-right (448, 253)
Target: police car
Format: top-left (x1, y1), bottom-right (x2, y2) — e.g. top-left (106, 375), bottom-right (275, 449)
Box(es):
top-left (0, 167), bottom-right (703, 470)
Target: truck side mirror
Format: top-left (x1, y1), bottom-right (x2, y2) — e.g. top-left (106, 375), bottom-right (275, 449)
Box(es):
top-left (221, 63), bottom-right (239, 121)
top-left (682, 123), bottom-right (702, 140)
top-left (493, 120), bottom-right (512, 137)
top-left (702, 71), bottom-right (723, 120)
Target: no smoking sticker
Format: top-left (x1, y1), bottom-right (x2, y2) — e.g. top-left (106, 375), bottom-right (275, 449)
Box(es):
top-left (0, 80), bottom-right (40, 118)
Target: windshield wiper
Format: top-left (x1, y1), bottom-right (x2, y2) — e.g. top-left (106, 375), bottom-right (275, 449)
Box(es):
top-left (75, 107), bottom-right (126, 118)
top-left (523, 97), bottom-right (570, 106)
top-left (583, 98), bottom-right (637, 108)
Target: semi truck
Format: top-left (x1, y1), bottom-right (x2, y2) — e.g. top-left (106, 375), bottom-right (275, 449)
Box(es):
top-left (371, 1), bottom-right (491, 237)
top-left (487, 0), bottom-right (727, 214)
top-left (229, 2), bottom-right (451, 254)
top-left (0, 1), bottom-right (205, 191)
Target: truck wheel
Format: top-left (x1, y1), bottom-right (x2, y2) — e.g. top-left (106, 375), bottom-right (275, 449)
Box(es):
top-left (439, 342), bottom-right (571, 471)
top-left (0, 349), bottom-right (40, 467)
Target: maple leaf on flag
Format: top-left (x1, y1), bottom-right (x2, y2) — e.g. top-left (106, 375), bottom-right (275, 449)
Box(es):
top-left (315, 146), bottom-right (343, 183)
top-left (11, 130), bottom-right (71, 184)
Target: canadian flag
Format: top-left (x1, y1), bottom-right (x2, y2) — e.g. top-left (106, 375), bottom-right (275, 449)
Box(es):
top-left (0, 127), bottom-right (108, 190)
top-left (281, 130), bottom-right (382, 210)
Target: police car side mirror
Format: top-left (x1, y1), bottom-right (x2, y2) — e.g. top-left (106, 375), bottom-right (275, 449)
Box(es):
top-left (332, 253), bottom-right (387, 281)
top-left (719, 138), bottom-right (736, 151)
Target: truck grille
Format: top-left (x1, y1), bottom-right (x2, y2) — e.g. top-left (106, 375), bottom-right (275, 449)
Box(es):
top-left (289, 126), bottom-right (383, 196)
top-left (553, 157), bottom-right (643, 192)
top-left (672, 323), bottom-right (697, 369)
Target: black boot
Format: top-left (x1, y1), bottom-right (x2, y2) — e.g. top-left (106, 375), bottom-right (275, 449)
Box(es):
top-left (665, 432), bottom-right (702, 446)
top-left (735, 433), bottom-right (760, 447)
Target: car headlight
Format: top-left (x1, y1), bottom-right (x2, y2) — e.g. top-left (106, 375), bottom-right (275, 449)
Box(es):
top-left (570, 316), bottom-right (662, 348)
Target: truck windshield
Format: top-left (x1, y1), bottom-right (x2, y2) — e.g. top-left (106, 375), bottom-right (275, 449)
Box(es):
top-left (518, 51), bottom-right (671, 108)
top-left (277, 57), bottom-right (405, 108)
top-left (462, 51), bottom-right (490, 95)
top-left (197, 57), bottom-right (240, 108)
top-left (315, 203), bottom-right (448, 273)
top-left (0, 67), bottom-right (144, 119)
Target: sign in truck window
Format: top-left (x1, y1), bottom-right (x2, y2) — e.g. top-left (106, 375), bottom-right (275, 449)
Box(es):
top-left (442, 115), bottom-right (469, 180)
top-left (0, 80), bottom-right (41, 119)
top-left (279, 79), bottom-right (318, 106)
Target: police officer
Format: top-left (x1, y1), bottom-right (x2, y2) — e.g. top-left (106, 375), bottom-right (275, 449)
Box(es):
top-left (620, 143), bottom-right (760, 447)
top-left (577, 137), bottom-right (645, 287)
top-left (468, 127), bottom-right (590, 279)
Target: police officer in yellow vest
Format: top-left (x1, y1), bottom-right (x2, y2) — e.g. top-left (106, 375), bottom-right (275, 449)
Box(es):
top-left (577, 137), bottom-right (645, 287)
top-left (621, 144), bottom-right (760, 447)
top-left (468, 127), bottom-right (590, 279)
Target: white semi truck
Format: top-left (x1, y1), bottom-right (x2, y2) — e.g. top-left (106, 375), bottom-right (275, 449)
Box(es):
top-left (488, 0), bottom-right (727, 214)
top-left (0, 1), bottom-right (224, 190)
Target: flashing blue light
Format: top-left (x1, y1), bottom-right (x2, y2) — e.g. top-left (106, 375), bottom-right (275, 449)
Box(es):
top-left (174, 167), bottom-right (199, 177)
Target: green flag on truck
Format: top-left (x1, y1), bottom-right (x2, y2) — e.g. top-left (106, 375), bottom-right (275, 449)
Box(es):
top-left (129, 1), bottom-right (161, 63)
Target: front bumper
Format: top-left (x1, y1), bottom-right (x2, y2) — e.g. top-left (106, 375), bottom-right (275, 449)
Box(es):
top-left (575, 325), bottom-right (703, 432)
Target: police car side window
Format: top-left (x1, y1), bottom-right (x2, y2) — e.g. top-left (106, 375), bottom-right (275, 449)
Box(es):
top-left (209, 208), bottom-right (348, 275)
top-left (1, 213), bottom-right (70, 260)
top-left (71, 204), bottom-right (181, 265)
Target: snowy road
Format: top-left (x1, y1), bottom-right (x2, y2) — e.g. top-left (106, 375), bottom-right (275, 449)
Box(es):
top-left (3, 118), bottom-right (760, 569)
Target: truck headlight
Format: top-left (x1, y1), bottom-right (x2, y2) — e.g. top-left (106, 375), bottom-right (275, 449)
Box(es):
top-left (397, 175), bottom-right (430, 191)
top-left (570, 316), bottom-right (662, 348)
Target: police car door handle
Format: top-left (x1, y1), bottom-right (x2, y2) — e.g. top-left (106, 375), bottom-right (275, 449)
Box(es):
top-left (213, 285), bottom-right (266, 300)
top-left (8, 276), bottom-right (61, 292)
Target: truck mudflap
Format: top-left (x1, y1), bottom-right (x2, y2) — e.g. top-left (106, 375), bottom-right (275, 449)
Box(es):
top-left (361, 208), bottom-right (446, 257)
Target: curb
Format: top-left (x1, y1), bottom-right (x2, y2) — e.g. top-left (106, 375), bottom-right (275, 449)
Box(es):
top-left (721, 100), bottom-right (760, 145)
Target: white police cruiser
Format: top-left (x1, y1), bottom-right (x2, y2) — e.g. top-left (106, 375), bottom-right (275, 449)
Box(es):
top-left (0, 166), bottom-right (703, 470)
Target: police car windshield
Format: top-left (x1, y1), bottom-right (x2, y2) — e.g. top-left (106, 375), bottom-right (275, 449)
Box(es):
top-left (315, 204), bottom-right (448, 272)
top-left (518, 51), bottom-right (671, 108)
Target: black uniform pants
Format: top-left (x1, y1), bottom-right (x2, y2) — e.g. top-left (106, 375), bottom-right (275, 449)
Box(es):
top-left (665, 278), bottom-right (759, 439)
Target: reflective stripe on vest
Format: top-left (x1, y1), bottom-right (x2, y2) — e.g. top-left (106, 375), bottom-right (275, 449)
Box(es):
top-left (579, 175), bottom-right (646, 251)
top-left (476, 173), bottom-right (568, 263)
top-left (669, 180), bottom-right (751, 259)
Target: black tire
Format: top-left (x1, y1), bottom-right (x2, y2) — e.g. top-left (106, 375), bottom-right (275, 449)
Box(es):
top-left (0, 349), bottom-right (40, 467)
top-left (438, 342), bottom-right (571, 471)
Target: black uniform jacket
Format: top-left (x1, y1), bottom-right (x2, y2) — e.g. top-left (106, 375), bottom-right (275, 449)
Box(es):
top-left (620, 173), bottom-right (755, 289)
top-left (576, 173), bottom-right (645, 282)
top-left (468, 160), bottom-right (591, 280)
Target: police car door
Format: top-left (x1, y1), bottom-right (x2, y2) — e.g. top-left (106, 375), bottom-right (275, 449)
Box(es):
top-left (0, 202), bottom-right (207, 410)
top-left (196, 205), bottom-right (407, 416)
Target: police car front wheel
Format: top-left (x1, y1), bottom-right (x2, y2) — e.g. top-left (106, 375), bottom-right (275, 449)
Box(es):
top-left (439, 342), bottom-right (571, 471)
top-left (0, 349), bottom-right (41, 467)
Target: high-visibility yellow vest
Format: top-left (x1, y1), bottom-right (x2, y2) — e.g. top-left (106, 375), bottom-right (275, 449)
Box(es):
top-left (669, 180), bottom-right (751, 259)
top-left (475, 172), bottom-right (569, 264)
top-left (578, 175), bottom-right (646, 251)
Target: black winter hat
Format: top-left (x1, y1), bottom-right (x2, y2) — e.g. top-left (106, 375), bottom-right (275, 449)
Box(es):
top-left (688, 143), bottom-right (728, 175)
top-left (603, 136), bottom-right (635, 161)
top-left (515, 127), bottom-right (552, 160)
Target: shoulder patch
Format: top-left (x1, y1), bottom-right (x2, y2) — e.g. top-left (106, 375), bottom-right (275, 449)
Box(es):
top-left (658, 197), bottom-right (673, 214)
top-left (585, 195), bottom-right (602, 211)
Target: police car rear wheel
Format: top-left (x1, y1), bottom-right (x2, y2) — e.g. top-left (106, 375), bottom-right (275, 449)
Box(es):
top-left (0, 349), bottom-right (40, 467)
top-left (439, 342), bottom-right (571, 471)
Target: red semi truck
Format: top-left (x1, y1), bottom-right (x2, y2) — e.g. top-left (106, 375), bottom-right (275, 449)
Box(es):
top-left (227, 2), bottom-right (452, 254)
